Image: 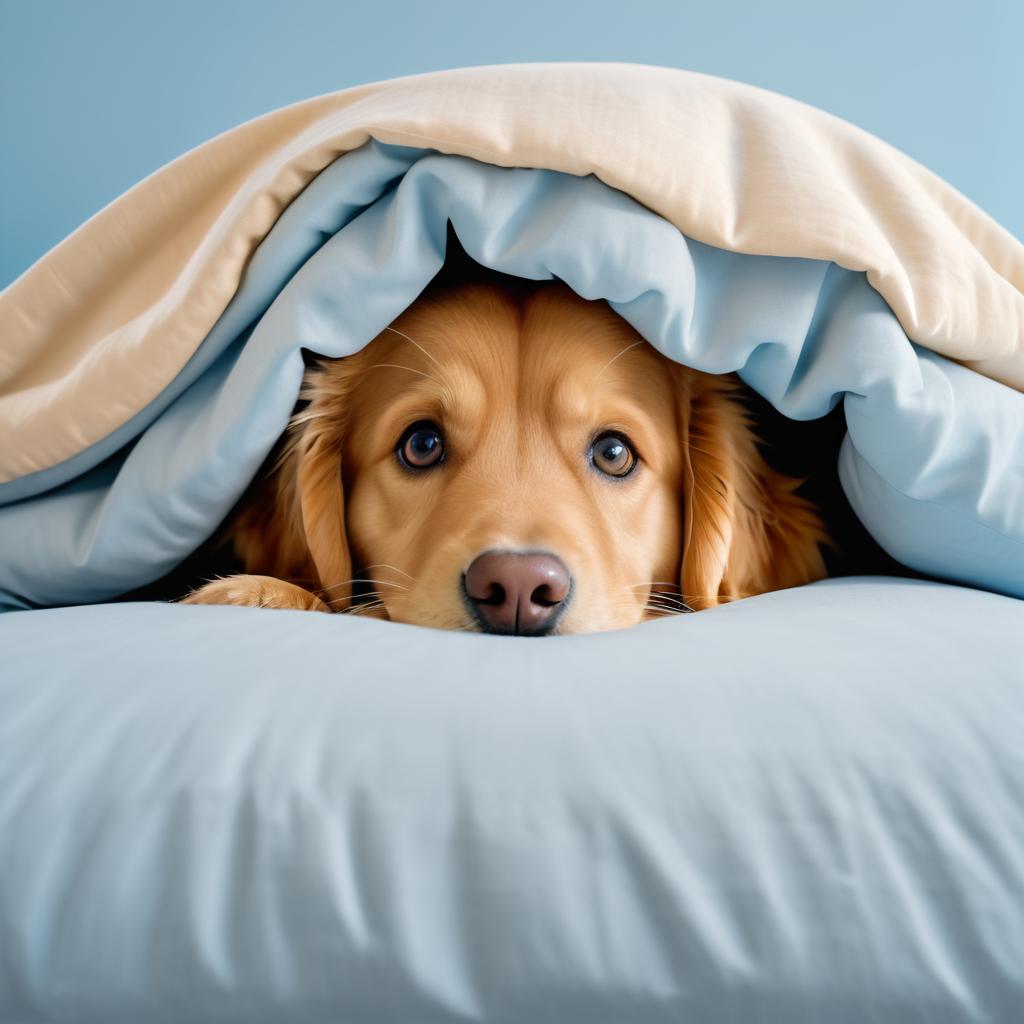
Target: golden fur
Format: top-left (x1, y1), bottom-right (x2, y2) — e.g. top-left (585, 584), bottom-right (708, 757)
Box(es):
top-left (184, 280), bottom-right (829, 631)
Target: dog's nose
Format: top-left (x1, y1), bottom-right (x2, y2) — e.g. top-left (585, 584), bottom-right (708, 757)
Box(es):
top-left (463, 551), bottom-right (571, 635)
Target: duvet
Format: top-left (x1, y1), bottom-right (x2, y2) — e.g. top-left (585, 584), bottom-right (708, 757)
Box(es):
top-left (0, 63), bottom-right (1022, 1021)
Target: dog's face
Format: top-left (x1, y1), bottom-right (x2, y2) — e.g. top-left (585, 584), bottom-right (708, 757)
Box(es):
top-left (235, 281), bottom-right (827, 634)
top-left (340, 284), bottom-right (687, 633)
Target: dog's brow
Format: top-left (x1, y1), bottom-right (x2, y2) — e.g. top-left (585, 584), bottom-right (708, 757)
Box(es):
top-left (383, 326), bottom-right (446, 374)
top-left (589, 340), bottom-right (646, 385)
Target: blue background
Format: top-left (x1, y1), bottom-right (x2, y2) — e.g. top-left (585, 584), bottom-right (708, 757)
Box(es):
top-left (1, 0), bottom-right (1020, 290)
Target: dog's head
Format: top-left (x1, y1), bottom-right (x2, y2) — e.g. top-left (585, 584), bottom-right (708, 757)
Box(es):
top-left (233, 280), bottom-right (827, 633)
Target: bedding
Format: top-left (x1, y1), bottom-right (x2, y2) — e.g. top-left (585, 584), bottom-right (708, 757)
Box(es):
top-left (1, 63), bottom-right (1023, 1020)
top-left (1, 578), bottom-right (1023, 1021)
top-left (1, 144), bottom-right (1023, 611)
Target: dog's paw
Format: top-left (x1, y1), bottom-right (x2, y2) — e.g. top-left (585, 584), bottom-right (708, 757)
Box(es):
top-left (181, 575), bottom-right (330, 612)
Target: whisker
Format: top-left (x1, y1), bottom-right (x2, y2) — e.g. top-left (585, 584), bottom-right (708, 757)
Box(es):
top-left (616, 581), bottom-right (695, 614)
top-left (591, 340), bottom-right (646, 384)
top-left (647, 600), bottom-right (694, 614)
top-left (343, 600), bottom-right (388, 617)
top-left (364, 362), bottom-right (434, 381)
top-left (318, 578), bottom-right (409, 594)
top-left (645, 590), bottom-right (697, 613)
top-left (328, 591), bottom-right (402, 615)
top-left (383, 326), bottom-right (445, 374)
top-left (326, 589), bottom-right (388, 603)
top-left (361, 563), bottom-right (417, 582)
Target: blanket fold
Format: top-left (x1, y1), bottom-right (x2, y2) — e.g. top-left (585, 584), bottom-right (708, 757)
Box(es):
top-left (1, 64), bottom-right (1022, 610)
top-left (1, 144), bottom-right (1022, 610)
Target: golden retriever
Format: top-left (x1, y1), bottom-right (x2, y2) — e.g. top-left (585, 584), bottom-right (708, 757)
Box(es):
top-left (184, 276), bottom-right (829, 633)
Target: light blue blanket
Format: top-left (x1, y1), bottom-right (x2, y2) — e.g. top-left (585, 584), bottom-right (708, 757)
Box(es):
top-left (1, 142), bottom-right (1023, 609)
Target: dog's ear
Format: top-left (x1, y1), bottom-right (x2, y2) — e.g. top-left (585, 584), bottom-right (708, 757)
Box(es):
top-left (678, 371), bottom-right (829, 610)
top-left (231, 358), bottom-right (355, 607)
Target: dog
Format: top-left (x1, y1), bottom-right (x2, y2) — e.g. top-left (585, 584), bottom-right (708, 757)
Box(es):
top-left (183, 274), bottom-right (829, 633)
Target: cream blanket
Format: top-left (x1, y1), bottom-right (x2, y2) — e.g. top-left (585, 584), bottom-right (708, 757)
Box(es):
top-left (1, 62), bottom-right (1021, 483)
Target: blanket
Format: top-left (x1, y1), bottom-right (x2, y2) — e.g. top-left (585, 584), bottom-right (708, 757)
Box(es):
top-left (1, 121), bottom-right (1023, 609)
top-left (2, 64), bottom-right (1022, 492)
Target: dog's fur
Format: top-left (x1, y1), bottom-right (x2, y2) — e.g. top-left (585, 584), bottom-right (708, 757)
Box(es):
top-left (184, 277), bottom-right (830, 632)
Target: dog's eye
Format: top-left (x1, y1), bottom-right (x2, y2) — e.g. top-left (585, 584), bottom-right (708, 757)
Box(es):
top-left (397, 421), bottom-right (445, 470)
top-left (590, 431), bottom-right (638, 478)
